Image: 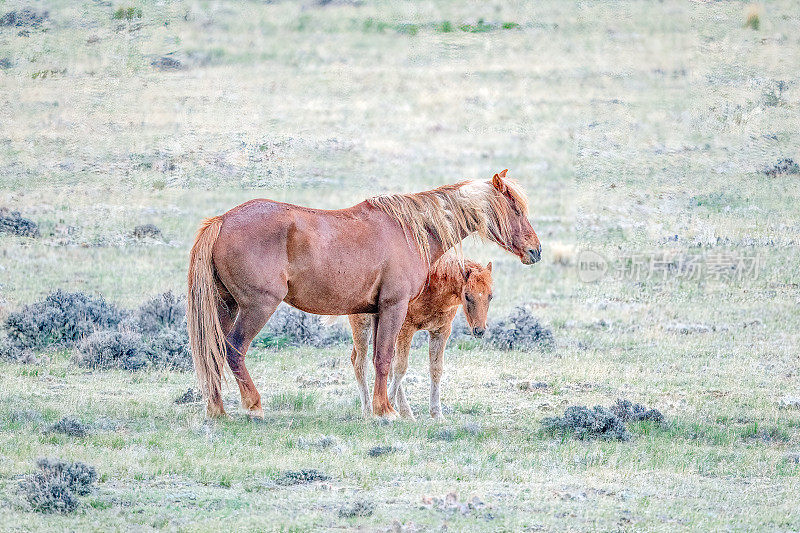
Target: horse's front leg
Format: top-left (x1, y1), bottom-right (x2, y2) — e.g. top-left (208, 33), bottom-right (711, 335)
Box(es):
top-left (372, 300), bottom-right (409, 419)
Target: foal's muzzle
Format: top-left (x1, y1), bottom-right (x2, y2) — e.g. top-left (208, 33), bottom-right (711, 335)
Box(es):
top-left (472, 327), bottom-right (485, 338)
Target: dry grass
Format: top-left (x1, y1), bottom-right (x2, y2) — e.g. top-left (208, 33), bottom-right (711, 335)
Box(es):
top-left (0, 0), bottom-right (799, 530)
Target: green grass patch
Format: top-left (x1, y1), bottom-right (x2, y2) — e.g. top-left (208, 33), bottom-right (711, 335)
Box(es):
top-left (269, 391), bottom-right (318, 412)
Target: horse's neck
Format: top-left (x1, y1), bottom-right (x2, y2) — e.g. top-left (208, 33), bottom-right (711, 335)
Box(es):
top-left (426, 224), bottom-right (472, 264)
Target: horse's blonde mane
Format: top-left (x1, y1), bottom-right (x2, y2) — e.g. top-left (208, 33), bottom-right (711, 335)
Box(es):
top-left (366, 178), bottom-right (529, 266)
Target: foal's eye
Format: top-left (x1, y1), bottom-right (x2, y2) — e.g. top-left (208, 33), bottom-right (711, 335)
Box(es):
top-left (488, 294), bottom-right (493, 301)
top-left (465, 294), bottom-right (474, 303)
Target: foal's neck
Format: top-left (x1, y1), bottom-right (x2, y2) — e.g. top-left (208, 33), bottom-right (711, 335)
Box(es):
top-left (430, 257), bottom-right (471, 301)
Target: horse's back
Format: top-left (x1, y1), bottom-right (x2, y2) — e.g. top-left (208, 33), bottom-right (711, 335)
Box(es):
top-left (213, 198), bottom-right (427, 315)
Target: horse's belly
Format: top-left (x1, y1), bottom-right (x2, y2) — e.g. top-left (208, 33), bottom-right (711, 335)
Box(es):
top-left (284, 270), bottom-right (380, 315)
top-left (282, 210), bottom-right (425, 314)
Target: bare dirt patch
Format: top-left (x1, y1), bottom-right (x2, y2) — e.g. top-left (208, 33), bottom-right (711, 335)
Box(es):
top-left (421, 492), bottom-right (487, 517)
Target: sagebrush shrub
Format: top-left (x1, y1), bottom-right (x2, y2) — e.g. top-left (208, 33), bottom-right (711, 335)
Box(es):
top-left (257, 304), bottom-right (349, 348)
top-left (148, 327), bottom-right (191, 370)
top-left (542, 400), bottom-right (665, 441)
top-left (487, 306), bottom-right (553, 351)
top-left (19, 459), bottom-right (97, 514)
top-left (542, 405), bottom-right (631, 441)
top-left (5, 290), bottom-right (125, 350)
top-left (76, 330), bottom-right (150, 370)
top-left (48, 417), bottom-right (89, 438)
top-left (131, 223), bottom-right (162, 240)
top-left (276, 469), bottom-right (329, 485)
top-left (0, 208), bottom-right (39, 237)
top-left (135, 291), bottom-right (185, 334)
top-left (0, 9), bottom-right (48, 27)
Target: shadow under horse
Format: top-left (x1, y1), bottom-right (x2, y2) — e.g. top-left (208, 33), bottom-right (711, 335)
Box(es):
top-left (187, 169), bottom-right (541, 419)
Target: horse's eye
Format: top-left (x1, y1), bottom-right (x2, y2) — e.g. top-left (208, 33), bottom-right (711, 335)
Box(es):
top-left (465, 294), bottom-right (474, 303)
top-left (488, 294), bottom-right (493, 301)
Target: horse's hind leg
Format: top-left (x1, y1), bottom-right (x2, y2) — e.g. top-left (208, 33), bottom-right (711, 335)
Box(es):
top-left (226, 298), bottom-right (280, 418)
top-left (348, 314), bottom-right (372, 418)
top-left (218, 295), bottom-right (238, 336)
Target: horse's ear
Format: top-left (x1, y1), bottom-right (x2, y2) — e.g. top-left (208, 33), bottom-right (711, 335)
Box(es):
top-left (499, 169), bottom-right (508, 178)
top-left (491, 172), bottom-right (507, 194)
top-left (486, 261), bottom-right (492, 272)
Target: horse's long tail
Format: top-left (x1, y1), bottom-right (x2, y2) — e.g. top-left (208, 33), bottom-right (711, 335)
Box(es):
top-left (187, 216), bottom-right (227, 411)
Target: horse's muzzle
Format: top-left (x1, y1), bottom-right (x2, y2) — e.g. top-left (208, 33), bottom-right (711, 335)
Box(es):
top-left (526, 246), bottom-right (541, 264)
top-left (472, 327), bottom-right (485, 338)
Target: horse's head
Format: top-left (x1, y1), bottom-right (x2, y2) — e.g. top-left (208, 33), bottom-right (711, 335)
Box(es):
top-left (490, 169), bottom-right (541, 265)
top-left (461, 262), bottom-right (493, 338)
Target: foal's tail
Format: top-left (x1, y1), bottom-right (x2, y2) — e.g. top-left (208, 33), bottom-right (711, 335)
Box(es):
top-left (187, 216), bottom-right (227, 409)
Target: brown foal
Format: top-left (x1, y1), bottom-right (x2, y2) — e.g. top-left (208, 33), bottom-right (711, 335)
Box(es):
top-left (188, 170), bottom-right (540, 419)
top-left (349, 255), bottom-right (493, 420)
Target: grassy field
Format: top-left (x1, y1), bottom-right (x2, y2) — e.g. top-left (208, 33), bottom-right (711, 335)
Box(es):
top-left (1, 0), bottom-right (800, 531)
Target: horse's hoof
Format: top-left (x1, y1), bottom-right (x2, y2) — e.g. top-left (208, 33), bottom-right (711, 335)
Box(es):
top-left (206, 408), bottom-right (228, 419)
top-left (247, 408), bottom-right (265, 420)
top-left (398, 408), bottom-right (416, 421)
top-left (376, 411), bottom-right (398, 422)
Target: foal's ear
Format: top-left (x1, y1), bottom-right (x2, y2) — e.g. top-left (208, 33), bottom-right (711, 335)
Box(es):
top-left (461, 266), bottom-right (471, 281)
top-left (491, 172), bottom-right (508, 194)
top-left (498, 169), bottom-right (508, 178)
top-left (486, 261), bottom-right (492, 273)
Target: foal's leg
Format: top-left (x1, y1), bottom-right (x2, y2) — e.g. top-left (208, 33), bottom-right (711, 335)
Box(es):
top-left (348, 315), bottom-right (373, 418)
top-left (388, 325), bottom-right (415, 420)
top-left (372, 300), bottom-right (409, 419)
top-left (226, 297), bottom-right (281, 418)
top-left (429, 325), bottom-right (451, 421)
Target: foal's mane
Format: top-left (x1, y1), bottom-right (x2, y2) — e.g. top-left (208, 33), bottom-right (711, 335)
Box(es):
top-left (430, 254), bottom-right (484, 284)
top-left (367, 178), bottom-right (529, 266)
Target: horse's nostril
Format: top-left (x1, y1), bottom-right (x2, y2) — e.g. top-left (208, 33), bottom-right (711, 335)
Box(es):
top-left (529, 247), bottom-right (541, 263)
top-left (473, 327), bottom-right (485, 338)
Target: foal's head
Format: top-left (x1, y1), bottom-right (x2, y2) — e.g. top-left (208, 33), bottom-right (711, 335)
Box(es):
top-left (488, 169), bottom-right (542, 265)
top-left (461, 262), bottom-right (493, 338)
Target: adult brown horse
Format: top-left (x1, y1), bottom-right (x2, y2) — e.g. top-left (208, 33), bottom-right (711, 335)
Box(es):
top-left (188, 169), bottom-right (540, 419)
